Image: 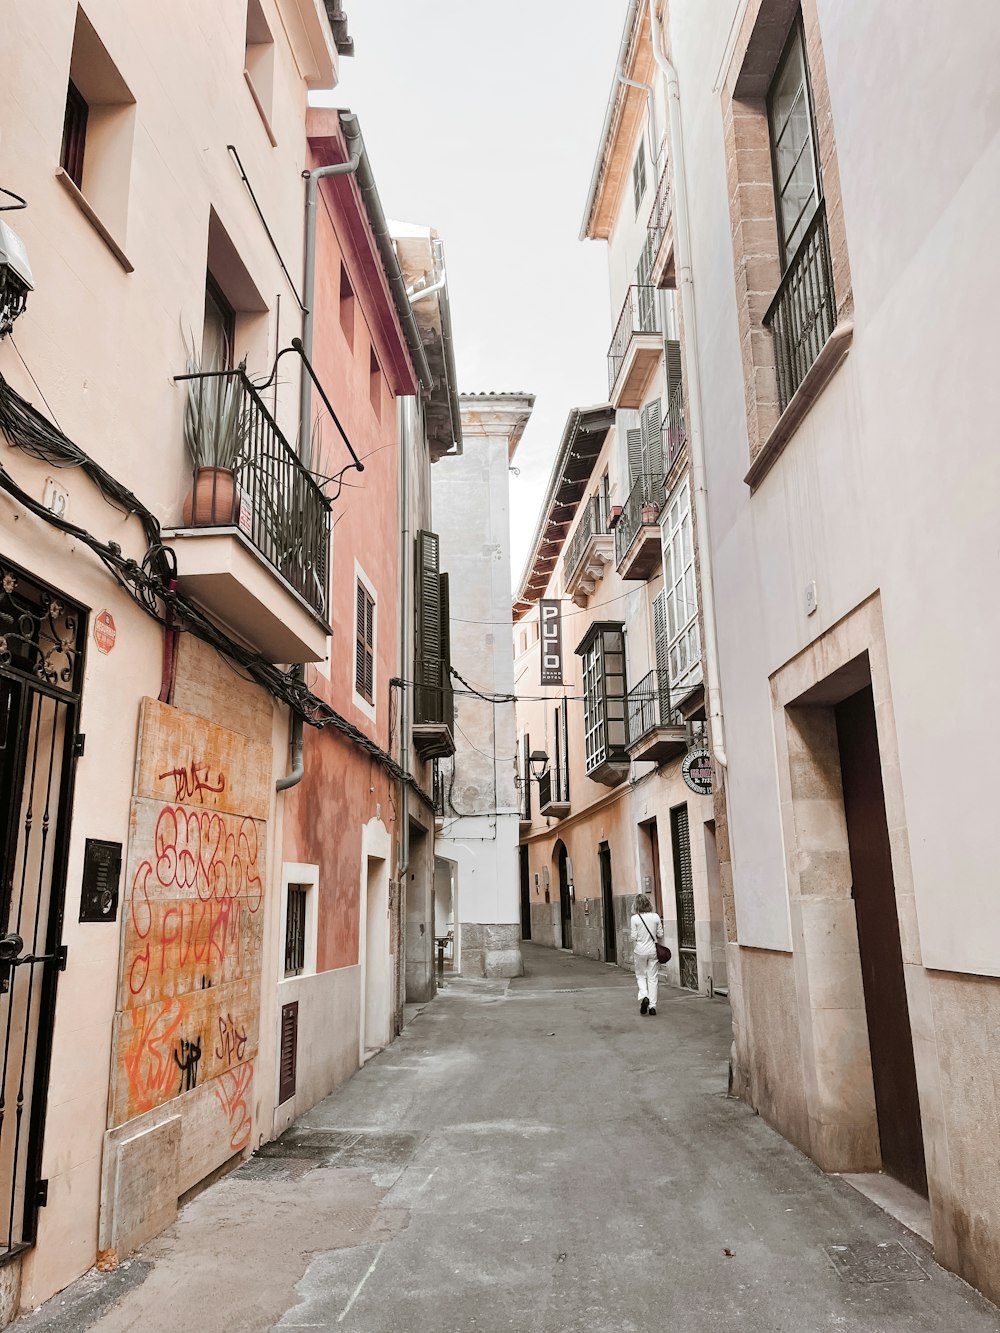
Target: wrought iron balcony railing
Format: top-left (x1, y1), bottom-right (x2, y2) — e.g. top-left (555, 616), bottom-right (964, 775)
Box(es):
top-left (614, 471), bottom-right (665, 568)
top-left (564, 496), bottom-right (609, 583)
top-left (607, 285), bottom-right (661, 396)
top-left (179, 369), bottom-right (331, 619)
top-left (626, 669), bottom-right (684, 746)
top-left (647, 162), bottom-right (672, 257)
top-left (664, 377), bottom-right (687, 471)
top-left (763, 200), bottom-right (835, 412)
top-left (538, 765), bottom-right (570, 813)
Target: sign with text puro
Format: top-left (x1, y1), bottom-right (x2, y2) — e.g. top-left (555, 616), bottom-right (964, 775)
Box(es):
top-left (539, 599), bottom-right (563, 685)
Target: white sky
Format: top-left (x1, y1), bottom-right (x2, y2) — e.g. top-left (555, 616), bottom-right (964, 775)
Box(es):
top-left (317, 0), bottom-right (624, 592)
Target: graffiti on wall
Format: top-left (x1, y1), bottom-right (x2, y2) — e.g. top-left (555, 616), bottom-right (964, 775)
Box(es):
top-left (111, 700), bottom-right (269, 1160)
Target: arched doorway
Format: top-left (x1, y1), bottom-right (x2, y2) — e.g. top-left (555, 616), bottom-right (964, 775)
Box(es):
top-left (554, 841), bottom-right (572, 951)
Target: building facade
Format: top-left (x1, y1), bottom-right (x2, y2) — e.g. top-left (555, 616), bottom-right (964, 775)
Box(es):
top-left (434, 393), bottom-right (534, 979)
top-left (514, 4), bottom-right (726, 996)
top-left (648, 0), bottom-right (1000, 1303)
top-left (0, 2), bottom-right (459, 1319)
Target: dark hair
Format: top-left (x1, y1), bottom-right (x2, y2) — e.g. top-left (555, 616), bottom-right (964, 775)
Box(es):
top-left (634, 893), bottom-right (652, 913)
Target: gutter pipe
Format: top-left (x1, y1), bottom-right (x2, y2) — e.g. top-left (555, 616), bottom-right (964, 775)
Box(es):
top-left (580, 0), bottom-right (641, 239)
top-left (618, 73), bottom-right (659, 168)
top-left (648, 0), bottom-right (728, 770)
top-left (396, 398), bottom-right (411, 886)
top-left (429, 239), bottom-right (464, 455)
top-left (338, 112), bottom-right (434, 396)
top-left (276, 664), bottom-right (306, 791)
top-left (300, 149), bottom-right (361, 465)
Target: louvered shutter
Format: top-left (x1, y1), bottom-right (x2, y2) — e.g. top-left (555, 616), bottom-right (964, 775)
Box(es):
top-left (278, 1001), bottom-right (298, 1104)
top-left (355, 582), bottom-right (374, 703)
top-left (671, 805), bottom-right (695, 953)
top-left (664, 338), bottom-right (684, 463)
top-left (415, 531), bottom-right (442, 724)
top-left (626, 427), bottom-right (643, 489)
top-left (439, 571), bottom-right (453, 732)
top-left (364, 592), bottom-right (374, 701)
top-left (653, 589), bottom-right (671, 723)
top-left (641, 399), bottom-right (664, 483)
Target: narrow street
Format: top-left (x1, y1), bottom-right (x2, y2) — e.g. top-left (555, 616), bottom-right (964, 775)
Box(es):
top-left (20, 947), bottom-right (998, 1333)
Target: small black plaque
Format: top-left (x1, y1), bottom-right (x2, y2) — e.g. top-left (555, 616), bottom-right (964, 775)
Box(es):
top-left (80, 838), bottom-right (122, 922)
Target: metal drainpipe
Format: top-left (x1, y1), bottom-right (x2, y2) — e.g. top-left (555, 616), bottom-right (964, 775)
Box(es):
top-left (277, 151), bottom-right (361, 793)
top-left (397, 396), bottom-right (411, 884)
top-left (618, 73), bottom-right (659, 167)
top-left (299, 151), bottom-right (361, 465)
top-left (648, 0), bottom-right (727, 769)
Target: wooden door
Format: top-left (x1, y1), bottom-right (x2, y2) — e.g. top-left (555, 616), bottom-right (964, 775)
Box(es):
top-left (836, 686), bottom-right (927, 1196)
top-left (599, 842), bottom-right (616, 964)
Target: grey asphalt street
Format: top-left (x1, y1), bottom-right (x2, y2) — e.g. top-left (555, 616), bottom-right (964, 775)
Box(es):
top-left (19, 943), bottom-right (1000, 1332)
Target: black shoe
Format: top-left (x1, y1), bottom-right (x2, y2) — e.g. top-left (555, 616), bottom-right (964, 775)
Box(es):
top-left (640, 997), bottom-right (649, 1015)
top-left (648, 1007), bottom-right (656, 1016)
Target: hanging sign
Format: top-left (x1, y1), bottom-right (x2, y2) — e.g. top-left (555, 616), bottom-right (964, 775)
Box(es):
top-left (93, 609), bottom-right (117, 654)
top-left (539, 599), bottom-right (563, 686)
top-left (682, 746), bottom-right (713, 796)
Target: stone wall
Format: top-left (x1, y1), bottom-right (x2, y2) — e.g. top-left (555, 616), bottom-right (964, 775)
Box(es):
top-left (460, 924), bottom-right (524, 979)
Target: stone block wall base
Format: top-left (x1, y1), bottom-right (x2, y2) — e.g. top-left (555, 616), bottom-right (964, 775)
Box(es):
top-left (460, 924), bottom-right (524, 978)
top-left (0, 1258), bottom-right (20, 1329)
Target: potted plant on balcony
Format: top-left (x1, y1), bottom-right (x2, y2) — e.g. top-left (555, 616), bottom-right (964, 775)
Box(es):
top-left (641, 499), bottom-right (661, 525)
top-left (181, 344), bottom-right (250, 528)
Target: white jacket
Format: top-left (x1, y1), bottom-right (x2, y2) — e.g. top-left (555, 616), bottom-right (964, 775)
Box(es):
top-left (631, 911), bottom-right (664, 957)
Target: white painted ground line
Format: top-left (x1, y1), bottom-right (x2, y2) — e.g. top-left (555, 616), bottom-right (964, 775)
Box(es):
top-left (337, 1244), bottom-right (386, 1324)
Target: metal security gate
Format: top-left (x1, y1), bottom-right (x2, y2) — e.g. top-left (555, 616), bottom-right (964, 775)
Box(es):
top-left (670, 804), bottom-right (698, 990)
top-left (0, 560), bottom-right (84, 1259)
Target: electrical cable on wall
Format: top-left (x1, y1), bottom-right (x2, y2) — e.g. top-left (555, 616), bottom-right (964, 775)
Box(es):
top-left (0, 371), bottom-right (433, 807)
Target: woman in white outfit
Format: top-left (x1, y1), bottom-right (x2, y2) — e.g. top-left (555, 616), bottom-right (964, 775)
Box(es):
top-left (630, 893), bottom-right (664, 1016)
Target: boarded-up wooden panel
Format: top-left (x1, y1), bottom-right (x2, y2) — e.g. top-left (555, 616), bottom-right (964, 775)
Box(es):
top-left (110, 700), bottom-right (270, 1168)
top-left (134, 698), bottom-right (271, 820)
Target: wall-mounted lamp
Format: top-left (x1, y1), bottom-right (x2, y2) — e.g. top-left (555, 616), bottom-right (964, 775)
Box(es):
top-left (528, 750), bottom-right (550, 782)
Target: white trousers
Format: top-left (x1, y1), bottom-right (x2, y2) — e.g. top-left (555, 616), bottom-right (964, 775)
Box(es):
top-left (634, 952), bottom-right (659, 1007)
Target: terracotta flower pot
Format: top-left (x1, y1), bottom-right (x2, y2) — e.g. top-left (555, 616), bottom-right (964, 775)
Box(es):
top-left (183, 467), bottom-right (240, 527)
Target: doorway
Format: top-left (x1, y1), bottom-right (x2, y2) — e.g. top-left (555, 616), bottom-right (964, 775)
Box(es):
top-left (670, 805), bottom-right (698, 989)
top-left (556, 841), bottom-right (572, 951)
top-left (0, 562), bottom-right (84, 1258)
top-left (519, 846), bottom-right (531, 940)
top-left (835, 686), bottom-right (927, 1196)
top-left (363, 854), bottom-right (391, 1059)
top-left (599, 841), bottom-right (616, 964)
top-left (638, 819), bottom-right (663, 917)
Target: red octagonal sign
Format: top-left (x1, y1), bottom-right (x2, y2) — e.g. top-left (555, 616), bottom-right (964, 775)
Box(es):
top-left (94, 609), bottom-right (117, 655)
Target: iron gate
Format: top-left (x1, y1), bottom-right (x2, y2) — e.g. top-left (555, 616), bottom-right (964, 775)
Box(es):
top-left (670, 804), bottom-right (698, 990)
top-left (0, 558), bottom-right (85, 1260)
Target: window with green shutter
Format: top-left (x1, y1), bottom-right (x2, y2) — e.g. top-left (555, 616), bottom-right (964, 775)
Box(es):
top-left (355, 579), bottom-right (375, 704)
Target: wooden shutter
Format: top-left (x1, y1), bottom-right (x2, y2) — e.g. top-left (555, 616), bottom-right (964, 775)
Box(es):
top-left (415, 531), bottom-right (442, 724)
top-left (641, 399), bottom-right (664, 481)
top-left (560, 697), bottom-right (570, 803)
top-left (653, 590), bottom-right (670, 680)
top-left (671, 805), bottom-right (695, 952)
top-left (278, 1001), bottom-right (298, 1104)
top-left (355, 581), bottom-right (374, 703)
top-left (626, 427), bottom-right (643, 489)
top-left (665, 339), bottom-right (683, 401)
top-left (439, 571), bottom-right (453, 731)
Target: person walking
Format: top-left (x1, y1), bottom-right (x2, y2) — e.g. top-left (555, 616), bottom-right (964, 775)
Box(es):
top-left (631, 893), bottom-right (664, 1016)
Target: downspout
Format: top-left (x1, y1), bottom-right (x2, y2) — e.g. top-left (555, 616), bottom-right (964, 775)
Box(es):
top-left (397, 396), bottom-right (411, 886)
top-left (618, 74), bottom-right (659, 168)
top-left (276, 682), bottom-right (304, 792)
top-left (299, 151), bottom-right (362, 466)
top-left (649, 0), bottom-right (728, 770)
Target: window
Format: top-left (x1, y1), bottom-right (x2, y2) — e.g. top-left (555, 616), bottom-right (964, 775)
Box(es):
top-left (59, 8), bottom-right (136, 248)
top-left (549, 698), bottom-right (570, 805)
top-left (244, 0), bottom-right (276, 138)
top-left (767, 19), bottom-right (820, 268)
top-left (203, 274), bottom-right (236, 371)
top-left (369, 346), bottom-right (381, 418)
top-left (659, 477), bottom-right (701, 692)
top-left (634, 234), bottom-right (656, 329)
top-left (599, 472), bottom-right (611, 530)
top-left (625, 399), bottom-right (663, 492)
top-left (632, 143), bottom-right (647, 214)
top-left (60, 80), bottom-right (88, 189)
top-left (339, 263), bottom-right (355, 347)
top-left (355, 578), bottom-right (375, 705)
top-left (284, 885), bottom-right (307, 976)
top-left (414, 531), bottom-right (454, 732)
top-left (578, 623), bottom-right (628, 776)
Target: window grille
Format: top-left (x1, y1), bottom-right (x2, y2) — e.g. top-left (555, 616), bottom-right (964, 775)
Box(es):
top-left (284, 885), bottom-right (307, 977)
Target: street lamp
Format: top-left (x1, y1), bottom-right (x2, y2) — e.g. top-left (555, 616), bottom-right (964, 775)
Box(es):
top-left (528, 750), bottom-right (550, 782)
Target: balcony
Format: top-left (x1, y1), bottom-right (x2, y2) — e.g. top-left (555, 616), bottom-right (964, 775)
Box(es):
top-left (538, 767), bottom-right (570, 820)
top-left (626, 670), bottom-right (687, 764)
top-left (564, 496), bottom-right (613, 607)
top-left (166, 369), bottom-right (331, 663)
top-left (614, 472), bottom-right (664, 580)
top-left (647, 162), bottom-right (675, 288)
top-left (763, 200), bottom-right (836, 412)
top-left (606, 285), bottom-right (661, 408)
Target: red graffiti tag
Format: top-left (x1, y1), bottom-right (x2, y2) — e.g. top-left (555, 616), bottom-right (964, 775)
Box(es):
top-left (157, 759), bottom-right (226, 803)
top-left (214, 1061), bottom-right (254, 1151)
